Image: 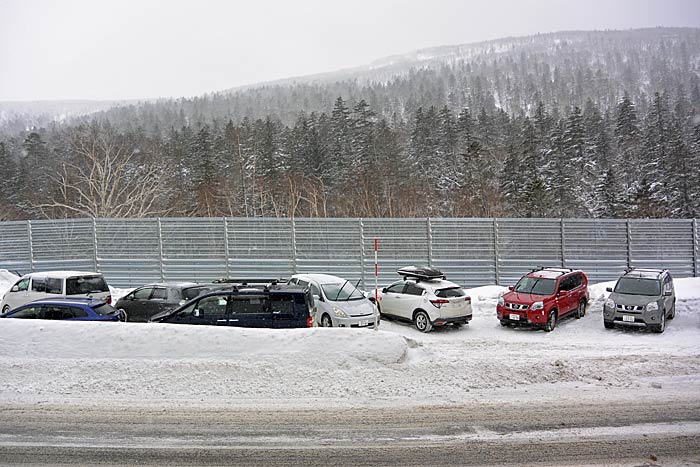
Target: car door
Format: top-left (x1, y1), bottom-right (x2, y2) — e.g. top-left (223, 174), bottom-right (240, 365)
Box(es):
top-left (229, 294), bottom-right (271, 328)
top-left (121, 287), bottom-right (156, 322)
top-left (662, 274), bottom-right (674, 314)
top-left (2, 277), bottom-right (30, 311)
top-left (402, 283), bottom-right (426, 318)
top-left (146, 286), bottom-right (172, 318)
top-left (556, 276), bottom-right (576, 314)
top-left (380, 282), bottom-right (406, 317)
top-left (270, 293), bottom-right (299, 328)
top-left (186, 294), bottom-right (231, 326)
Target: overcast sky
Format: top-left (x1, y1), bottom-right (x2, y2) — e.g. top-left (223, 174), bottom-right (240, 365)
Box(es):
top-left (1, 0), bottom-right (699, 101)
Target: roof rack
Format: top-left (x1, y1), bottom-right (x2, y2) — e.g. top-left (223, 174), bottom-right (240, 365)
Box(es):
top-left (530, 266), bottom-right (573, 273)
top-left (397, 266), bottom-right (446, 281)
top-left (212, 278), bottom-right (281, 286)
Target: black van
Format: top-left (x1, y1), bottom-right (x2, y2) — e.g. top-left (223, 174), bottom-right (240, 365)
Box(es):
top-left (148, 282), bottom-right (316, 329)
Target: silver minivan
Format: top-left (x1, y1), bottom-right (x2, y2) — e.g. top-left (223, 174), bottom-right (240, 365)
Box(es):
top-left (288, 274), bottom-right (379, 328)
top-left (0, 271), bottom-right (112, 313)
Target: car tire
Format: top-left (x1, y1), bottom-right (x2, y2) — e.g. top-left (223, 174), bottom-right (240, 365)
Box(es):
top-left (668, 300), bottom-right (676, 320)
top-left (575, 300), bottom-right (586, 319)
top-left (320, 314), bottom-right (333, 327)
top-left (1, 304), bottom-right (9, 314)
top-left (653, 312), bottom-right (666, 333)
top-left (414, 311), bottom-right (433, 333)
top-left (603, 320), bottom-right (615, 329)
top-left (544, 310), bottom-right (557, 332)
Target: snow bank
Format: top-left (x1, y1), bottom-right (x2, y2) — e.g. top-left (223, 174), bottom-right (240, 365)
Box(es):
top-left (0, 269), bottom-right (19, 297)
top-left (0, 319), bottom-right (407, 365)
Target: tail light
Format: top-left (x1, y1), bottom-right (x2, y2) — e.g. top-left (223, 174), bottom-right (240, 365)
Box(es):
top-left (106, 295), bottom-right (112, 305)
top-left (465, 296), bottom-right (471, 302)
top-left (430, 299), bottom-right (449, 308)
top-left (306, 317), bottom-right (313, 328)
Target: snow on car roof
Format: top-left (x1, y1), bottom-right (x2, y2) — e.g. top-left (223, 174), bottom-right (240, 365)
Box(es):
top-left (292, 273), bottom-right (351, 285)
top-left (527, 268), bottom-right (571, 279)
top-left (23, 271), bottom-right (103, 279)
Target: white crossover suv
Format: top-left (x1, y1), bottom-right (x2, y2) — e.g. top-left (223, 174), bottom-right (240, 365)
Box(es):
top-left (376, 266), bottom-right (472, 332)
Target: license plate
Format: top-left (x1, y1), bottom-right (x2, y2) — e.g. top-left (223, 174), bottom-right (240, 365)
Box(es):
top-left (509, 314), bottom-right (520, 321)
top-left (623, 315), bottom-right (635, 323)
top-left (359, 320), bottom-right (369, 327)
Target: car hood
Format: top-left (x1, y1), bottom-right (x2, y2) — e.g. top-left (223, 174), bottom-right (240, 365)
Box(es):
top-left (327, 298), bottom-right (375, 316)
top-left (609, 293), bottom-right (660, 306)
top-left (502, 291), bottom-right (551, 303)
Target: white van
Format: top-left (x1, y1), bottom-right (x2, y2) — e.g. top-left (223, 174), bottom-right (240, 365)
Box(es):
top-left (288, 274), bottom-right (379, 328)
top-left (0, 271), bottom-right (112, 313)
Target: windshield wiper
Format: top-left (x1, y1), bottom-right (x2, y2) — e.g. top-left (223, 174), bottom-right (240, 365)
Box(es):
top-left (335, 281), bottom-right (348, 301)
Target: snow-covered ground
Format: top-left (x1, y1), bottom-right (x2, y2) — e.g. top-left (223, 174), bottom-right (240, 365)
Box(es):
top-left (0, 269), bottom-right (698, 409)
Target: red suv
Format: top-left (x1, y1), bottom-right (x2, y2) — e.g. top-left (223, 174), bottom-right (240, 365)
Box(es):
top-left (496, 267), bottom-right (589, 332)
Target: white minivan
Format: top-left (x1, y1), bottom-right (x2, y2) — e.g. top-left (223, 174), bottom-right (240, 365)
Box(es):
top-left (288, 274), bottom-right (379, 328)
top-left (1, 271), bottom-right (112, 313)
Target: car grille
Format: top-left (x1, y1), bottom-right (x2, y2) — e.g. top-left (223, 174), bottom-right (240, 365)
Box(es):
top-left (505, 302), bottom-right (528, 310)
top-left (616, 304), bottom-right (643, 312)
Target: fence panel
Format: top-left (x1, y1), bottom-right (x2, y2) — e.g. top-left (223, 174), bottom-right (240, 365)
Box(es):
top-left (226, 218), bottom-right (294, 279)
top-left (563, 219), bottom-right (628, 283)
top-left (159, 218), bottom-right (227, 282)
top-left (95, 218), bottom-right (161, 287)
top-left (294, 218), bottom-right (363, 283)
top-left (29, 219), bottom-right (95, 272)
top-left (496, 219), bottom-right (563, 285)
top-left (361, 219), bottom-right (429, 287)
top-left (629, 219), bottom-right (695, 277)
top-left (431, 218), bottom-right (496, 287)
top-left (0, 221), bottom-right (31, 273)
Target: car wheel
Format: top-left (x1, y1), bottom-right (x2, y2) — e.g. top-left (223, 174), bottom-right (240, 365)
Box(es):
top-left (575, 300), bottom-right (586, 319)
top-left (668, 300), bottom-right (676, 320)
top-left (653, 311), bottom-right (666, 333)
top-left (414, 311), bottom-right (433, 333)
top-left (320, 314), bottom-right (333, 327)
top-left (544, 310), bottom-right (557, 332)
top-left (603, 320), bottom-right (615, 329)
top-left (1, 304), bottom-right (9, 314)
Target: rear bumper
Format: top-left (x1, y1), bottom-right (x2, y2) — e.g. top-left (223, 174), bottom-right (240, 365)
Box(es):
top-left (432, 315), bottom-right (471, 326)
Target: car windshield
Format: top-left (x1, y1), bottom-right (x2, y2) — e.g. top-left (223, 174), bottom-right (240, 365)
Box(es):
top-left (66, 276), bottom-right (109, 295)
top-left (92, 303), bottom-right (117, 316)
top-left (435, 287), bottom-right (465, 298)
top-left (514, 277), bottom-right (556, 296)
top-left (321, 282), bottom-right (364, 301)
top-left (614, 277), bottom-right (661, 296)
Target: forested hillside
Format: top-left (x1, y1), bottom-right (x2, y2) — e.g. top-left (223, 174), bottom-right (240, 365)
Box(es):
top-left (1, 27), bottom-right (699, 220)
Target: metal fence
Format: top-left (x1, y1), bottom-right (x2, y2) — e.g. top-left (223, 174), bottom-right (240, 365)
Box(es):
top-left (0, 217), bottom-right (697, 288)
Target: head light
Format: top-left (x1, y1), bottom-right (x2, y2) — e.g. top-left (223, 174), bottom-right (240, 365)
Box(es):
top-left (332, 306), bottom-right (348, 318)
top-left (646, 301), bottom-right (659, 312)
top-left (605, 298), bottom-right (615, 309)
top-left (530, 301), bottom-right (544, 311)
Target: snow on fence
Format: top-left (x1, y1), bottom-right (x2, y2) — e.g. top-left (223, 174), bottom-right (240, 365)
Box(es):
top-left (0, 217), bottom-right (697, 288)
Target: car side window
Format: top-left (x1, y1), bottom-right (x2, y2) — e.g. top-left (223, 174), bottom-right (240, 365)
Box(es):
top-left (31, 278), bottom-right (47, 293)
top-left (559, 276), bottom-right (573, 292)
top-left (151, 288), bottom-right (167, 300)
top-left (386, 283), bottom-right (405, 294)
top-left (46, 278), bottom-right (63, 294)
top-left (196, 295), bottom-right (229, 316)
top-left (13, 278), bottom-right (29, 292)
top-left (133, 287), bottom-right (154, 300)
top-left (571, 274), bottom-right (582, 289)
top-left (309, 283), bottom-right (321, 297)
top-left (68, 306), bottom-right (88, 318)
top-left (231, 295), bottom-right (268, 314)
top-left (404, 284), bottom-right (424, 296)
top-left (10, 306), bottom-right (42, 318)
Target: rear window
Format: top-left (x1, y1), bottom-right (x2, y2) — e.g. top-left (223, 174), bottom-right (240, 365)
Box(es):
top-left (66, 275), bottom-right (109, 295)
top-left (435, 287), bottom-right (465, 298)
top-left (92, 303), bottom-right (117, 316)
top-left (182, 286), bottom-right (211, 301)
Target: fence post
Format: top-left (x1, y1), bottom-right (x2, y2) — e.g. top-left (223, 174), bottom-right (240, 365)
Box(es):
top-left (493, 218), bottom-right (500, 285)
top-left (359, 218), bottom-right (366, 289)
top-left (560, 218), bottom-right (566, 268)
top-left (27, 220), bottom-right (34, 273)
top-left (290, 218), bottom-right (297, 275)
top-left (693, 218), bottom-right (698, 277)
top-left (427, 217), bottom-right (433, 267)
top-left (626, 219), bottom-right (632, 270)
top-left (157, 218), bottom-right (164, 281)
top-left (92, 218), bottom-right (98, 272)
top-left (223, 217), bottom-right (230, 279)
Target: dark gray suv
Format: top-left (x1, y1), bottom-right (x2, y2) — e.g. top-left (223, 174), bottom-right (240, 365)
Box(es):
top-left (603, 269), bottom-right (676, 333)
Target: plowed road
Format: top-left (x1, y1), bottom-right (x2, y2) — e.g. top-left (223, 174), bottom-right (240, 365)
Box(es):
top-left (1, 400), bottom-right (699, 466)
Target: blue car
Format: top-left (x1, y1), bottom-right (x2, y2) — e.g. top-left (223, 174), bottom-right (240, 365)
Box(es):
top-left (0, 297), bottom-right (126, 322)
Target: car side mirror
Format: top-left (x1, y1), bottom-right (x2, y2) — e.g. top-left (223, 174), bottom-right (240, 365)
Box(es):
top-left (11, 285), bottom-right (18, 292)
top-left (664, 291), bottom-right (672, 296)
top-left (193, 309), bottom-right (200, 317)
top-left (606, 287), bottom-right (613, 293)
top-left (508, 286), bottom-right (514, 291)
top-left (381, 288), bottom-right (387, 293)
top-left (312, 294), bottom-right (322, 302)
